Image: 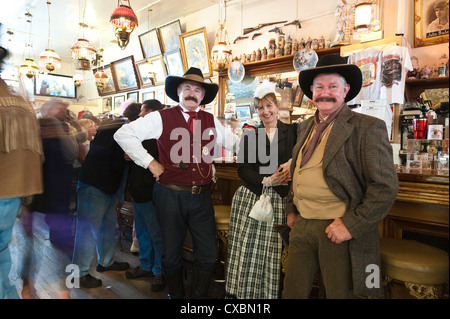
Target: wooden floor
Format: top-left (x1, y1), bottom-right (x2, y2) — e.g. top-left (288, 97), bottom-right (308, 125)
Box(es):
top-left (9, 210), bottom-right (225, 300)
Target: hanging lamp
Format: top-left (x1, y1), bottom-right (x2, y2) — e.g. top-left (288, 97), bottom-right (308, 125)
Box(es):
top-left (110, 0), bottom-right (138, 50)
top-left (93, 49), bottom-right (109, 91)
top-left (211, 0), bottom-right (232, 72)
top-left (71, 0), bottom-right (96, 70)
top-left (19, 11), bottom-right (39, 79)
top-left (38, 1), bottom-right (61, 72)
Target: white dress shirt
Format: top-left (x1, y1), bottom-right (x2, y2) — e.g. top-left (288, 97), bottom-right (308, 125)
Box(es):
top-left (114, 105), bottom-right (238, 169)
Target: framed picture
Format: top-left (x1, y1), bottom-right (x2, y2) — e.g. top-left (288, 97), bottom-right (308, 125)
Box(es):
top-left (114, 95), bottom-right (126, 111)
top-left (179, 27), bottom-right (213, 78)
top-left (141, 90), bottom-right (155, 101)
top-left (127, 91), bottom-right (139, 102)
top-left (135, 59), bottom-right (155, 88)
top-left (236, 105), bottom-right (252, 119)
top-left (111, 56), bottom-right (139, 93)
top-left (93, 65), bottom-right (116, 96)
top-left (164, 49), bottom-right (185, 76)
top-left (34, 73), bottom-right (76, 98)
top-left (147, 55), bottom-right (168, 85)
top-left (138, 28), bottom-right (162, 59)
top-left (156, 87), bottom-right (165, 103)
top-left (414, 0), bottom-right (449, 47)
top-left (102, 97), bottom-right (112, 113)
top-left (158, 19), bottom-right (182, 53)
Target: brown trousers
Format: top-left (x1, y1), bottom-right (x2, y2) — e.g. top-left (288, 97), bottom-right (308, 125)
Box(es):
top-left (282, 215), bottom-right (354, 299)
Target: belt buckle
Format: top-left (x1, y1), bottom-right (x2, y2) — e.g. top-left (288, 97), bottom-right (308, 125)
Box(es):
top-left (191, 185), bottom-right (201, 195)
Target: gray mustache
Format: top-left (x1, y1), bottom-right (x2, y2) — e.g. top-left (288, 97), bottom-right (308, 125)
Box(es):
top-left (314, 97), bottom-right (337, 103)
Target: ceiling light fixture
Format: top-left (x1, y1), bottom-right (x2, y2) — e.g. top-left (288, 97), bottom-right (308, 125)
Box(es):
top-left (71, 0), bottom-right (96, 70)
top-left (110, 0), bottom-right (138, 50)
top-left (39, 1), bottom-right (61, 72)
top-left (19, 11), bottom-right (39, 79)
top-left (211, 0), bottom-right (232, 73)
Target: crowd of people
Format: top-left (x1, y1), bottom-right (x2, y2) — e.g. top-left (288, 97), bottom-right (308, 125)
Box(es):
top-left (1, 39), bottom-right (399, 299)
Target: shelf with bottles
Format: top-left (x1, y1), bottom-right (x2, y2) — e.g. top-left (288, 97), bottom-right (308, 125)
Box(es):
top-left (405, 139), bottom-right (449, 172)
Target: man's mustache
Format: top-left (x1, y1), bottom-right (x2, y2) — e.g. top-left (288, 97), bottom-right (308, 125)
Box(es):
top-left (185, 96), bottom-right (199, 103)
top-left (314, 97), bottom-right (337, 103)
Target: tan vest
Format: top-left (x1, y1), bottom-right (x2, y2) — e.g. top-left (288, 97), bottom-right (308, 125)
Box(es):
top-left (292, 123), bottom-right (346, 219)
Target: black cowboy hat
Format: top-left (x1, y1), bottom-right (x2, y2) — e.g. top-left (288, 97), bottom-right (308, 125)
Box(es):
top-left (165, 67), bottom-right (218, 105)
top-left (298, 54), bottom-right (363, 102)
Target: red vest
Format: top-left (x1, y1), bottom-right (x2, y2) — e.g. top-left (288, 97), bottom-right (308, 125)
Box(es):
top-left (157, 106), bottom-right (216, 186)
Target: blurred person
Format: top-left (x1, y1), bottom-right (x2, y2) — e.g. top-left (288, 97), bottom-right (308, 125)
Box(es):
top-left (225, 81), bottom-right (298, 299)
top-left (71, 118), bottom-right (97, 213)
top-left (23, 99), bottom-right (86, 298)
top-left (123, 100), bottom-right (166, 293)
top-left (282, 55), bottom-right (398, 299)
top-left (30, 99), bottom-right (86, 255)
top-left (114, 67), bottom-right (238, 299)
top-left (0, 45), bottom-right (43, 299)
top-left (71, 108), bottom-right (130, 288)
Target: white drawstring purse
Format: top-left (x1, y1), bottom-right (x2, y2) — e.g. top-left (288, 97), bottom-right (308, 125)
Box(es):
top-left (249, 185), bottom-right (274, 222)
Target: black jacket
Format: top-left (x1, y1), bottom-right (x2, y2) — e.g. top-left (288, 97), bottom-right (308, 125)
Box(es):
top-left (237, 120), bottom-right (298, 198)
top-left (79, 119), bottom-right (127, 194)
top-left (127, 139), bottom-right (159, 203)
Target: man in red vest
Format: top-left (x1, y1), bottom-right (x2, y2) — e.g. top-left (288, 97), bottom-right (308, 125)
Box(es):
top-left (114, 67), bottom-right (237, 298)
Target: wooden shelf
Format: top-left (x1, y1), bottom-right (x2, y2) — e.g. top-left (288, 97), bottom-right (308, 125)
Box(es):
top-left (405, 76), bottom-right (449, 101)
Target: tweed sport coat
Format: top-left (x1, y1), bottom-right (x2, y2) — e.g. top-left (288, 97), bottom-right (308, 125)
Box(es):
top-left (286, 105), bottom-right (399, 297)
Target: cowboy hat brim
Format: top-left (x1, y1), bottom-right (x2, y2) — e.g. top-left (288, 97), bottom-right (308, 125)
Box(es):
top-left (299, 63), bottom-right (363, 102)
top-left (165, 72), bottom-right (218, 105)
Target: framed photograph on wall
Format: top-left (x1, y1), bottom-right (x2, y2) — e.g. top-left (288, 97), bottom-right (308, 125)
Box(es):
top-left (158, 19), bottom-right (182, 53)
top-left (135, 59), bottom-right (155, 88)
top-left (93, 65), bottom-right (116, 96)
top-left (138, 28), bottom-right (162, 59)
top-left (127, 91), bottom-right (139, 102)
top-left (164, 49), bottom-right (185, 76)
top-left (114, 95), bottom-right (126, 111)
top-left (414, 0), bottom-right (449, 47)
top-left (179, 27), bottom-right (213, 78)
top-left (235, 105), bottom-right (252, 119)
top-left (141, 90), bottom-right (155, 101)
top-left (111, 56), bottom-right (139, 93)
top-left (102, 97), bottom-right (112, 113)
top-left (147, 55), bottom-right (168, 85)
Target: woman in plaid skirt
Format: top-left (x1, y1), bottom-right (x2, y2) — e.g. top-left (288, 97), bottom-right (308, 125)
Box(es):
top-left (225, 81), bottom-right (298, 298)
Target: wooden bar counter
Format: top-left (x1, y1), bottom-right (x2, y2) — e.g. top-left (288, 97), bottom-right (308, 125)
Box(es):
top-left (212, 161), bottom-right (449, 249)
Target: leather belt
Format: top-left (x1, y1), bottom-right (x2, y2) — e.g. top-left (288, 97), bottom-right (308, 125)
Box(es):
top-left (159, 182), bottom-right (213, 195)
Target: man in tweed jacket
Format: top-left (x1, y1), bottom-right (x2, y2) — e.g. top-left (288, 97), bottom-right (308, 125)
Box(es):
top-left (283, 55), bottom-right (399, 298)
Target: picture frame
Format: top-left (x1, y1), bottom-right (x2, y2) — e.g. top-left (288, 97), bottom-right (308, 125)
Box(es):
top-left (236, 105), bottom-right (252, 119)
top-left (111, 56), bottom-right (140, 93)
top-left (141, 90), bottom-right (155, 101)
top-left (34, 73), bottom-right (76, 99)
top-left (127, 91), bottom-right (139, 102)
top-left (147, 55), bottom-right (168, 85)
top-left (156, 87), bottom-right (165, 103)
top-left (138, 28), bottom-right (162, 59)
top-left (158, 19), bottom-right (182, 53)
top-left (135, 59), bottom-right (155, 88)
top-left (102, 97), bottom-right (112, 113)
top-left (414, 0), bottom-right (449, 47)
top-left (164, 49), bottom-right (185, 76)
top-left (179, 27), bottom-right (213, 78)
top-left (113, 95), bottom-right (126, 111)
top-left (92, 65), bottom-right (116, 96)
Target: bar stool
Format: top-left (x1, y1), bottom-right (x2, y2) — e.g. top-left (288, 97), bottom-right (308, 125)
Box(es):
top-left (214, 205), bottom-right (231, 282)
top-left (379, 238), bottom-right (449, 299)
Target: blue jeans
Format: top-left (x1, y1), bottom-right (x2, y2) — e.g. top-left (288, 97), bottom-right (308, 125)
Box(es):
top-left (72, 182), bottom-right (118, 277)
top-left (0, 197), bottom-right (21, 299)
top-left (153, 183), bottom-right (217, 272)
top-left (133, 201), bottom-right (164, 275)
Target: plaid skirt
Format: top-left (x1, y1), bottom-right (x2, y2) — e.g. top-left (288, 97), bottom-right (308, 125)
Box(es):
top-left (225, 185), bottom-right (287, 299)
